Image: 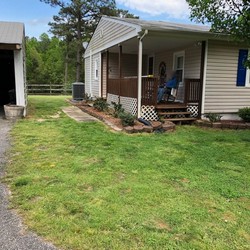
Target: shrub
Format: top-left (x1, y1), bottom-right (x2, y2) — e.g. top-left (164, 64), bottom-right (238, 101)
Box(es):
top-left (93, 97), bottom-right (109, 112)
top-left (118, 112), bottom-right (135, 126)
top-left (238, 107), bottom-right (250, 122)
top-left (84, 93), bottom-right (92, 103)
top-left (111, 101), bottom-right (124, 118)
top-left (204, 113), bottom-right (222, 122)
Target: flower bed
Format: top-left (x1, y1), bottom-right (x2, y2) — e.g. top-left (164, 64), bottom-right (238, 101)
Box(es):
top-left (69, 100), bottom-right (175, 133)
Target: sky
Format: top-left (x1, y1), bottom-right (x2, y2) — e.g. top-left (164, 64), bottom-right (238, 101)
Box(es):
top-left (0, 0), bottom-right (193, 39)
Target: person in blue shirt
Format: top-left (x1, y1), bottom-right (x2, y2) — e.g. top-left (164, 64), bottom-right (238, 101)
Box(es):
top-left (157, 71), bottom-right (177, 103)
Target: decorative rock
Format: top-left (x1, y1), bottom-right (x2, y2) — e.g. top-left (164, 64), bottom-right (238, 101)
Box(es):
top-left (124, 126), bottom-right (134, 133)
top-left (151, 121), bottom-right (162, 130)
top-left (221, 123), bottom-right (231, 129)
top-left (194, 120), bottom-right (204, 126)
top-left (133, 124), bottom-right (144, 133)
top-left (237, 123), bottom-right (247, 129)
top-left (162, 123), bottom-right (175, 132)
top-left (143, 125), bottom-right (153, 133)
top-left (212, 122), bottom-right (222, 128)
top-left (245, 123), bottom-right (250, 129)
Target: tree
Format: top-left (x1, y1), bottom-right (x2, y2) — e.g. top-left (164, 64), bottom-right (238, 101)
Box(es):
top-left (40, 0), bottom-right (116, 82)
top-left (187, 0), bottom-right (250, 65)
top-left (26, 34), bottom-right (67, 85)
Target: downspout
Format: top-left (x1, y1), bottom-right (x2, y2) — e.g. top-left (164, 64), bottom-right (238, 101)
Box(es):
top-left (137, 29), bottom-right (148, 118)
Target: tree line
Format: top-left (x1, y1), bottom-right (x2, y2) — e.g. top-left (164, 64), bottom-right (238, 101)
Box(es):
top-left (26, 0), bottom-right (138, 87)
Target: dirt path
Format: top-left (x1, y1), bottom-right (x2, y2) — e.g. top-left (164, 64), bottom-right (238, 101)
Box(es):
top-left (0, 116), bottom-right (58, 250)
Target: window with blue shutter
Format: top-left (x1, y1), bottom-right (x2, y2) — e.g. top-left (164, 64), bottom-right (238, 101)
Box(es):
top-left (236, 49), bottom-right (248, 86)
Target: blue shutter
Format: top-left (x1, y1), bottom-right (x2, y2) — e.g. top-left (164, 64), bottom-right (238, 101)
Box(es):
top-left (236, 49), bottom-right (248, 86)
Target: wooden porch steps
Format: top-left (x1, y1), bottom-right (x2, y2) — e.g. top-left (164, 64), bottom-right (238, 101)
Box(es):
top-left (155, 103), bottom-right (196, 124)
top-left (164, 117), bottom-right (196, 122)
top-left (158, 111), bottom-right (191, 116)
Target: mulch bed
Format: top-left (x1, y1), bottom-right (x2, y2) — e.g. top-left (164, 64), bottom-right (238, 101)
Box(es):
top-left (68, 100), bottom-right (175, 133)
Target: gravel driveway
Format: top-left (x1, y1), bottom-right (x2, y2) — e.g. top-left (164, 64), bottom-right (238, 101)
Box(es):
top-left (0, 110), bottom-right (58, 250)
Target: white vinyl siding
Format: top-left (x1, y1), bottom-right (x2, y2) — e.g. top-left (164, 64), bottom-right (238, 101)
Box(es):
top-left (85, 18), bottom-right (140, 57)
top-left (154, 43), bottom-right (201, 79)
top-left (108, 53), bottom-right (142, 78)
top-left (154, 50), bottom-right (173, 79)
top-left (204, 40), bottom-right (250, 113)
top-left (184, 44), bottom-right (201, 79)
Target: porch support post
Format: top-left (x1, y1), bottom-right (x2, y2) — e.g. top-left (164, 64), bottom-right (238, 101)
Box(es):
top-left (118, 44), bottom-right (122, 103)
top-left (137, 30), bottom-right (148, 118)
top-left (101, 53), bottom-right (103, 97)
top-left (199, 41), bottom-right (206, 118)
top-left (137, 39), bottom-right (143, 118)
top-left (106, 50), bottom-right (109, 98)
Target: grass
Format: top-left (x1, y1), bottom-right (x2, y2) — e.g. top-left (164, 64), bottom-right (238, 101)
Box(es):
top-left (4, 95), bottom-right (250, 250)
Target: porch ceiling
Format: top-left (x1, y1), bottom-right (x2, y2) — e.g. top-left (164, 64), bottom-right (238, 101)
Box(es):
top-left (108, 32), bottom-right (203, 55)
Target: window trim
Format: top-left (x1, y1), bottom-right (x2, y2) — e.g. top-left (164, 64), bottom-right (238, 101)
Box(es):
top-left (173, 51), bottom-right (185, 82)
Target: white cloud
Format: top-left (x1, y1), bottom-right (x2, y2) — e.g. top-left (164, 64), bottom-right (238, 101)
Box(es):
top-left (116, 0), bottom-right (190, 19)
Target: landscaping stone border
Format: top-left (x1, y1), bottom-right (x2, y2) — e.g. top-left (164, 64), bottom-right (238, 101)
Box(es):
top-left (195, 119), bottom-right (250, 130)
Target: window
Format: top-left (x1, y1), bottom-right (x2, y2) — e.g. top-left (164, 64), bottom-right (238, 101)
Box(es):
top-left (173, 51), bottom-right (184, 82)
top-left (236, 49), bottom-right (249, 87)
top-left (148, 56), bottom-right (154, 75)
top-left (94, 59), bottom-right (99, 80)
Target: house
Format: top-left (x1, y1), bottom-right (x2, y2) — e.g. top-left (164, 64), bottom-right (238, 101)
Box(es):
top-left (0, 21), bottom-right (27, 115)
top-left (84, 16), bottom-right (250, 121)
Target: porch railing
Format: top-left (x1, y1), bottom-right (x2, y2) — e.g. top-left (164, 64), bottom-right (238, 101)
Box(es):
top-left (141, 77), bottom-right (158, 106)
top-left (108, 78), bottom-right (138, 98)
top-left (184, 79), bottom-right (202, 104)
top-left (107, 77), bottom-right (158, 105)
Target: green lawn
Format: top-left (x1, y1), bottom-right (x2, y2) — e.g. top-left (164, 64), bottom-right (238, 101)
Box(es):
top-left (4, 95), bottom-right (250, 250)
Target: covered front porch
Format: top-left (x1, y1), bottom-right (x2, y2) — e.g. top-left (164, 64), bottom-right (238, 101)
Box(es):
top-left (99, 25), bottom-right (206, 121)
top-left (106, 76), bottom-right (202, 122)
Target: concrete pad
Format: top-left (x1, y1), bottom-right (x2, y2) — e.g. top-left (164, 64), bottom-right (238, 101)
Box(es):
top-left (62, 106), bottom-right (99, 122)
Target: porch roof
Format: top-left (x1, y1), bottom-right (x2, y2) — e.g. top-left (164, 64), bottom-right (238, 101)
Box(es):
top-left (108, 17), bottom-right (211, 34)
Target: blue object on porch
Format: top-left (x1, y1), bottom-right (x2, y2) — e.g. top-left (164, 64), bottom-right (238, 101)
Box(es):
top-left (157, 76), bottom-right (177, 103)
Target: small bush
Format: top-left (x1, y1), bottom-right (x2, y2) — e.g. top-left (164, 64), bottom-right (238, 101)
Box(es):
top-left (111, 101), bottom-right (124, 118)
top-left (118, 112), bottom-right (135, 126)
top-left (238, 107), bottom-right (250, 122)
top-left (84, 93), bottom-right (92, 103)
top-left (93, 97), bottom-right (109, 112)
top-left (204, 113), bottom-right (222, 123)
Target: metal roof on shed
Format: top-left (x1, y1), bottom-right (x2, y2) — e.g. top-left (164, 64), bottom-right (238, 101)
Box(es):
top-left (0, 21), bottom-right (24, 45)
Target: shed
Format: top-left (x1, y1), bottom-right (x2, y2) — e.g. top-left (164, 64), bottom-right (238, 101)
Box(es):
top-left (0, 21), bottom-right (26, 115)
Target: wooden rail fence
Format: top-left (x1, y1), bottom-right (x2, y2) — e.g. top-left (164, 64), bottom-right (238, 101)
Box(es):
top-left (27, 84), bottom-right (72, 95)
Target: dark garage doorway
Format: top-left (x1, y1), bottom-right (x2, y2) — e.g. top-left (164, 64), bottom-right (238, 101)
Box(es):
top-left (0, 50), bottom-right (16, 107)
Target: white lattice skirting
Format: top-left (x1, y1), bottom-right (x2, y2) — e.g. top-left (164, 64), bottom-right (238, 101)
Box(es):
top-left (140, 105), bottom-right (159, 121)
top-left (107, 94), bottom-right (137, 116)
top-left (187, 104), bottom-right (199, 118)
